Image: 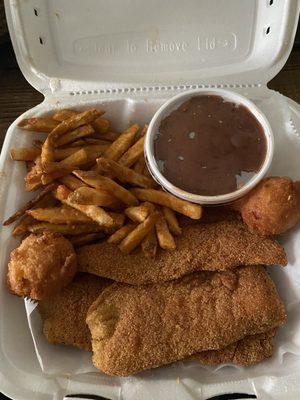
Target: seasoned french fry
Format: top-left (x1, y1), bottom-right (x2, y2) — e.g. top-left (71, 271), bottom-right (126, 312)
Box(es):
top-left (118, 135), bottom-right (145, 167)
top-left (103, 124), bottom-right (139, 161)
top-left (119, 212), bottom-right (160, 254)
top-left (73, 170), bottom-right (139, 206)
top-left (133, 156), bottom-right (146, 174)
top-left (155, 214), bottom-right (176, 250)
top-left (93, 131), bottom-right (120, 142)
top-left (69, 232), bottom-right (105, 247)
top-left (54, 144), bottom-right (109, 161)
top-left (27, 205), bottom-right (92, 224)
top-left (41, 109), bottom-right (103, 165)
top-left (42, 148), bottom-right (88, 184)
top-left (55, 185), bottom-right (115, 228)
top-left (130, 188), bottom-right (202, 219)
top-left (52, 109), bottom-right (77, 122)
top-left (68, 186), bottom-right (121, 209)
top-left (141, 227), bottom-right (157, 258)
top-left (107, 223), bottom-right (137, 244)
top-left (162, 206), bottom-right (182, 235)
top-left (96, 157), bottom-right (156, 188)
top-left (55, 124), bottom-right (94, 147)
top-left (18, 117), bottom-right (59, 132)
top-left (3, 183), bottom-right (57, 225)
top-left (59, 175), bottom-right (86, 190)
top-left (28, 222), bottom-right (105, 235)
top-left (92, 118), bottom-right (110, 134)
top-left (24, 157), bottom-right (43, 191)
top-left (125, 202), bottom-right (155, 223)
top-left (12, 215), bottom-right (36, 237)
top-left (10, 147), bottom-right (41, 161)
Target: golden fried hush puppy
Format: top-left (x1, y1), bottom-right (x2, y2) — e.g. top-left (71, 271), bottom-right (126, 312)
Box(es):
top-left (7, 232), bottom-right (77, 300)
top-left (235, 177), bottom-right (300, 236)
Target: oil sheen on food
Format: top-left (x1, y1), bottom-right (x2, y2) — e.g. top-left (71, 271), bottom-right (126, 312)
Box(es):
top-left (154, 95), bottom-right (267, 196)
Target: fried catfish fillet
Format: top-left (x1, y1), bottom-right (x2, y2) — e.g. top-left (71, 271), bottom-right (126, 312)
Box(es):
top-left (38, 274), bottom-right (111, 351)
top-left (86, 266), bottom-right (285, 375)
top-left (77, 220), bottom-right (286, 284)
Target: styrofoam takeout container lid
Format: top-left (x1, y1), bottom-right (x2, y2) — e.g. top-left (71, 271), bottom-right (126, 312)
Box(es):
top-left (1, 1), bottom-right (300, 399)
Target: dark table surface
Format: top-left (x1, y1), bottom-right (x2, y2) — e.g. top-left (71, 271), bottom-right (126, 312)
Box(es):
top-left (0, 40), bottom-right (300, 400)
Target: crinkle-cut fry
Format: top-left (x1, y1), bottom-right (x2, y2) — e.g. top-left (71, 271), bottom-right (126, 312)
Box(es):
top-left (93, 131), bottom-right (120, 142)
top-left (10, 147), bottom-right (41, 161)
top-left (131, 188), bottom-right (202, 220)
top-left (119, 211), bottom-right (160, 254)
top-left (162, 206), bottom-right (182, 235)
top-left (68, 186), bottom-right (121, 209)
top-left (55, 124), bottom-right (94, 147)
top-left (73, 170), bottom-right (139, 206)
top-left (155, 213), bottom-right (176, 250)
top-left (107, 223), bottom-right (137, 244)
top-left (69, 232), bottom-right (105, 247)
top-left (42, 148), bottom-right (88, 184)
top-left (55, 185), bottom-right (115, 228)
top-left (59, 175), bottom-right (87, 190)
top-left (18, 117), bottom-right (59, 132)
top-left (133, 156), bottom-right (146, 174)
top-left (28, 222), bottom-right (105, 235)
top-left (103, 124), bottom-right (140, 161)
top-left (118, 135), bottom-right (145, 168)
top-left (27, 206), bottom-right (92, 224)
top-left (52, 109), bottom-right (78, 122)
top-left (92, 117), bottom-right (110, 134)
top-left (3, 183), bottom-right (57, 225)
top-left (125, 202), bottom-right (155, 223)
top-left (54, 144), bottom-right (109, 161)
top-left (41, 109), bottom-right (103, 165)
top-left (141, 227), bottom-right (157, 259)
top-left (96, 157), bottom-right (155, 189)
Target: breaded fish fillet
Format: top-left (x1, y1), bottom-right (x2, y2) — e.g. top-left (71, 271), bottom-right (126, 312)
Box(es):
top-left (38, 274), bottom-right (111, 351)
top-left (193, 329), bottom-right (276, 366)
top-left (86, 266), bottom-right (286, 375)
top-left (78, 220), bottom-right (287, 285)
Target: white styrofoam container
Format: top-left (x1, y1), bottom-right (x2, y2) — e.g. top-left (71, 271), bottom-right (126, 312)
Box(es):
top-left (1, 1), bottom-right (300, 399)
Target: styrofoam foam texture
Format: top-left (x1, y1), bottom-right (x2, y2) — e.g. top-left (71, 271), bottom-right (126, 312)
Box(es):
top-left (0, 87), bottom-right (300, 400)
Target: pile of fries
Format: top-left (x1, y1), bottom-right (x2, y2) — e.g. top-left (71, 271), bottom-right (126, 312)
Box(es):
top-left (5, 108), bottom-right (202, 258)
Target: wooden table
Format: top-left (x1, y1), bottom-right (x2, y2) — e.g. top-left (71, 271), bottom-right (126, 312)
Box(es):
top-left (1, 41), bottom-right (300, 150)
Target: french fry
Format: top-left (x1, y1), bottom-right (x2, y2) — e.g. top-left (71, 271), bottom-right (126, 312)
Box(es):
top-left (83, 138), bottom-right (111, 145)
top-left (33, 139), bottom-right (43, 149)
top-left (69, 232), bottom-right (105, 247)
top-left (155, 214), bottom-right (176, 250)
top-left (118, 135), bottom-right (145, 167)
top-left (28, 222), bottom-right (105, 235)
top-left (125, 202), bottom-right (155, 223)
top-left (93, 131), bottom-right (120, 142)
top-left (10, 147), bottom-right (41, 161)
top-left (54, 144), bottom-right (109, 161)
top-left (12, 215), bottom-right (36, 237)
top-left (68, 186), bottom-right (121, 209)
top-left (119, 211), bottom-right (160, 254)
top-left (26, 161), bottom-right (35, 172)
top-left (92, 118), bottom-right (110, 134)
top-left (103, 124), bottom-right (139, 161)
top-left (107, 223), bottom-right (137, 244)
top-left (27, 205), bottom-right (92, 224)
top-left (24, 157), bottom-right (43, 191)
top-left (55, 185), bottom-right (115, 228)
top-left (141, 227), bottom-right (157, 258)
top-left (18, 117), bottom-right (59, 132)
top-left (3, 183), bottom-right (57, 225)
top-left (133, 156), bottom-right (146, 174)
top-left (42, 148), bottom-right (88, 184)
top-left (130, 188), bottom-right (202, 219)
top-left (162, 206), bottom-right (182, 235)
top-left (96, 157), bottom-right (156, 188)
top-left (52, 109), bottom-right (77, 122)
top-left (41, 109), bottom-right (103, 165)
top-left (59, 175), bottom-right (86, 191)
top-left (107, 212), bottom-right (125, 228)
top-left (55, 124), bottom-right (94, 147)
top-left (69, 140), bottom-right (86, 147)
top-left (73, 170), bottom-right (139, 206)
